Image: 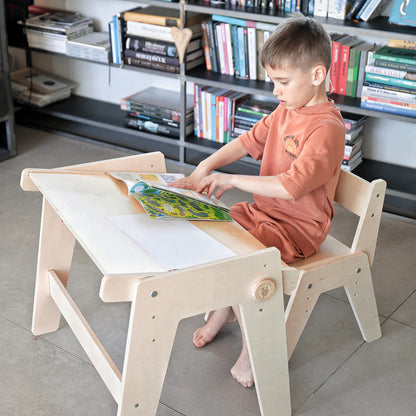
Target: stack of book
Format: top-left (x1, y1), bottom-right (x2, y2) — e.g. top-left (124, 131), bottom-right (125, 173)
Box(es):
top-left (232, 98), bottom-right (276, 139)
top-left (194, 84), bottom-right (249, 143)
top-left (25, 11), bottom-right (94, 54)
top-left (111, 6), bottom-right (205, 73)
top-left (201, 15), bottom-right (276, 81)
top-left (66, 32), bottom-right (111, 63)
top-left (361, 46), bottom-right (416, 118)
top-left (121, 87), bottom-right (194, 138)
top-left (329, 34), bottom-right (379, 98)
top-left (341, 112), bottom-right (367, 172)
top-left (10, 67), bottom-right (77, 107)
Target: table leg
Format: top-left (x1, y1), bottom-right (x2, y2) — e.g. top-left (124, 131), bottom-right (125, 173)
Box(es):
top-left (32, 198), bottom-right (76, 336)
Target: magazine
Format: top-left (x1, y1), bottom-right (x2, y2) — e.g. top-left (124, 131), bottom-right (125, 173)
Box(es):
top-left (109, 172), bottom-right (231, 221)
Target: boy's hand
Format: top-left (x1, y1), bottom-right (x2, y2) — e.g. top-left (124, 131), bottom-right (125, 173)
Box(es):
top-left (171, 165), bottom-right (210, 190)
top-left (197, 172), bottom-right (234, 199)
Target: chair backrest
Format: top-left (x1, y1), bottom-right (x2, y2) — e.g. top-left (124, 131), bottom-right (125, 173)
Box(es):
top-left (334, 170), bottom-right (386, 266)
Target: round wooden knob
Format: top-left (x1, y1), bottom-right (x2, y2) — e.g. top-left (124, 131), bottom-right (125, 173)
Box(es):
top-left (252, 279), bottom-right (276, 302)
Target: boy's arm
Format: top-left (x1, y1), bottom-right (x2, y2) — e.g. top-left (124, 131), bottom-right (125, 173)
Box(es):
top-left (197, 172), bottom-right (292, 200)
top-left (173, 137), bottom-right (249, 190)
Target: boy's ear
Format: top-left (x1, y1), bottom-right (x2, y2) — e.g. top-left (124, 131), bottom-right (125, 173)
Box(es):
top-left (312, 64), bottom-right (327, 86)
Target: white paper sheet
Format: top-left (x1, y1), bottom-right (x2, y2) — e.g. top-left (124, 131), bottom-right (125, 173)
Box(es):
top-left (107, 214), bottom-right (236, 271)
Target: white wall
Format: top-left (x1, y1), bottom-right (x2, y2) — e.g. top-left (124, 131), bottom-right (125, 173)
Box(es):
top-left (10, 0), bottom-right (416, 169)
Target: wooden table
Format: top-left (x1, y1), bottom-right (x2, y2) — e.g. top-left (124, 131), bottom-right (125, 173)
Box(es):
top-left (21, 153), bottom-right (291, 416)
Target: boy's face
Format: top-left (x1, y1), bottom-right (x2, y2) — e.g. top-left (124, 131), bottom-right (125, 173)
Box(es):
top-left (265, 64), bottom-right (326, 110)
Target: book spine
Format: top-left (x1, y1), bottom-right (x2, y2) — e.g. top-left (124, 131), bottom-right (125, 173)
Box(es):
top-left (355, 0), bottom-right (372, 19)
top-left (257, 30), bottom-right (265, 81)
top-left (362, 85), bottom-right (416, 104)
top-left (362, 95), bottom-right (416, 109)
top-left (201, 88), bottom-right (207, 138)
top-left (123, 12), bottom-right (179, 27)
top-left (365, 65), bottom-right (415, 80)
top-left (211, 92), bottom-right (217, 142)
top-left (231, 25), bottom-right (240, 77)
top-left (328, 0), bottom-right (349, 19)
top-left (124, 56), bottom-right (179, 73)
top-left (193, 84), bottom-right (199, 136)
top-left (220, 24), bottom-right (229, 75)
top-left (243, 28), bottom-right (250, 80)
top-left (330, 39), bottom-right (341, 94)
top-left (124, 49), bottom-right (180, 66)
top-left (365, 73), bottom-right (416, 90)
top-left (374, 59), bottom-right (416, 73)
top-left (247, 28), bottom-right (257, 80)
top-left (360, 98), bottom-right (416, 117)
top-left (237, 27), bottom-right (247, 79)
top-left (346, 0), bottom-right (367, 19)
top-left (127, 111), bottom-right (181, 128)
top-left (112, 15), bottom-right (121, 64)
top-left (125, 35), bottom-right (177, 57)
top-left (201, 21), bottom-right (212, 71)
top-left (124, 117), bottom-right (181, 138)
top-left (313, 0), bottom-right (329, 16)
top-left (224, 23), bottom-right (234, 76)
top-left (211, 14), bottom-right (247, 27)
top-left (126, 21), bottom-right (173, 42)
top-left (388, 39), bottom-right (416, 50)
top-left (339, 43), bottom-right (352, 95)
top-left (121, 103), bottom-right (182, 121)
top-left (205, 20), bottom-right (219, 73)
top-left (215, 23), bottom-right (226, 74)
top-left (358, 0), bottom-right (378, 20)
top-left (363, 80), bottom-right (416, 95)
top-left (373, 50), bottom-right (416, 66)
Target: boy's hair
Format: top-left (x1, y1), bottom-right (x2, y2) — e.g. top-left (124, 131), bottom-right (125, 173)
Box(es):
top-left (260, 14), bottom-right (331, 72)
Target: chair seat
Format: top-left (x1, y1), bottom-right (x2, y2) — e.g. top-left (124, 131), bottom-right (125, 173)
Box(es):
top-left (291, 235), bottom-right (350, 269)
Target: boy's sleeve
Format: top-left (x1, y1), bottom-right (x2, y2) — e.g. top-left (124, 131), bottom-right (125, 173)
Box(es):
top-left (239, 112), bottom-right (274, 160)
top-left (279, 120), bottom-right (345, 201)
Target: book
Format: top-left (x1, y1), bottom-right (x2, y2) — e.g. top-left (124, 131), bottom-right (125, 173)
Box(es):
top-left (346, 41), bottom-right (364, 97)
top-left (109, 172), bottom-right (231, 221)
top-left (389, 0), bottom-right (416, 27)
top-left (355, 43), bottom-right (377, 98)
top-left (358, 0), bottom-right (390, 21)
top-left (329, 34), bottom-right (350, 94)
top-left (365, 73), bottom-right (416, 90)
top-left (328, 0), bottom-right (352, 19)
top-left (66, 32), bottom-right (110, 63)
top-left (365, 65), bottom-right (416, 81)
top-left (360, 97), bottom-right (416, 117)
top-left (388, 39), bottom-right (416, 50)
top-left (314, 0), bottom-right (329, 17)
top-left (343, 150), bottom-right (362, 165)
top-left (339, 37), bottom-right (360, 95)
top-left (124, 48), bottom-right (203, 66)
top-left (361, 94), bottom-right (416, 108)
top-left (341, 111), bottom-right (368, 130)
top-left (123, 6), bottom-right (206, 28)
top-left (124, 116), bottom-right (193, 138)
top-left (247, 27), bottom-right (257, 80)
top-left (345, 124), bottom-right (364, 144)
top-left (373, 46), bottom-right (416, 66)
top-left (374, 58), bottom-right (416, 73)
top-left (362, 84), bottom-right (416, 105)
top-left (201, 20), bottom-right (212, 71)
top-left (362, 80), bottom-right (416, 96)
top-left (345, 0), bottom-right (367, 19)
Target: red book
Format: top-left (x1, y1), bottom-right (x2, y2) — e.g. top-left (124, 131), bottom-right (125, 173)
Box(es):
top-left (329, 34), bottom-right (349, 95)
top-left (201, 21), bottom-right (212, 71)
top-left (338, 37), bottom-right (359, 96)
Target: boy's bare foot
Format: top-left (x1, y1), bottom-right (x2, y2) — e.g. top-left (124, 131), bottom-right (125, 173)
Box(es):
top-left (231, 348), bottom-right (254, 388)
top-left (193, 307), bottom-right (237, 348)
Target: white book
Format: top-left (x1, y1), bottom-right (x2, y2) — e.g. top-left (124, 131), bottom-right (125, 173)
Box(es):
top-left (263, 31), bottom-right (271, 83)
top-left (126, 21), bottom-right (174, 42)
top-left (362, 85), bottom-right (416, 105)
top-left (224, 23), bottom-right (234, 77)
top-left (247, 27), bottom-right (257, 80)
top-left (215, 23), bottom-right (226, 75)
top-left (314, 0), bottom-right (329, 17)
top-left (327, 0), bottom-right (350, 19)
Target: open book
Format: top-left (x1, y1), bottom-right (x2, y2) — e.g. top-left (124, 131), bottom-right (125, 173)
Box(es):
top-left (109, 172), bottom-right (232, 221)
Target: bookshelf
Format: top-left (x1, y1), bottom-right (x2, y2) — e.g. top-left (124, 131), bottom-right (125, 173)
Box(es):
top-left (11, 0), bottom-right (416, 218)
top-left (0, 0), bottom-right (16, 162)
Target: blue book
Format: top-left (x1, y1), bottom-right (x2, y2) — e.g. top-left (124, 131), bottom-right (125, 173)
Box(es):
top-left (285, 0), bottom-right (292, 12)
top-left (355, 0), bottom-right (372, 19)
top-left (112, 15), bottom-right (120, 64)
top-left (212, 14), bottom-right (248, 27)
top-left (389, 0), bottom-right (416, 26)
top-left (237, 26), bottom-right (246, 79)
top-left (360, 99), bottom-right (416, 117)
top-left (365, 73), bottom-right (416, 90)
top-left (231, 25), bottom-right (240, 77)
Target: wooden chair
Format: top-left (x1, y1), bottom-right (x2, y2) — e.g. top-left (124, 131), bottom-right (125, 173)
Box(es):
top-left (282, 170), bottom-right (387, 359)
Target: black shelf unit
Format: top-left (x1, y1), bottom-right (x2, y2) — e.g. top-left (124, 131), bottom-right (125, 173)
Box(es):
top-left (12, 0), bottom-right (416, 218)
top-left (0, 0), bottom-right (16, 162)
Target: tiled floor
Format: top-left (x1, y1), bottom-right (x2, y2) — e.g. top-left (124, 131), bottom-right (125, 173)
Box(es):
top-left (1, 125), bottom-right (415, 416)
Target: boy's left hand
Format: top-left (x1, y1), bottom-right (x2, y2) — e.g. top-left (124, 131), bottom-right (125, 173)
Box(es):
top-left (197, 172), bottom-right (234, 199)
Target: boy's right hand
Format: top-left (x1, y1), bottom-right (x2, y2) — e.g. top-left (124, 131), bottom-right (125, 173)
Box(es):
top-left (171, 164), bottom-right (210, 191)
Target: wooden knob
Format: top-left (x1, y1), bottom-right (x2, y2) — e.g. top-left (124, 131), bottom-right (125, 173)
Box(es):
top-left (252, 279), bottom-right (276, 302)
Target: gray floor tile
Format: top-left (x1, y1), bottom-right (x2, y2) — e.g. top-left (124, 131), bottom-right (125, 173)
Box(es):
top-left (293, 319), bottom-right (416, 416)
top-left (391, 290), bottom-right (416, 328)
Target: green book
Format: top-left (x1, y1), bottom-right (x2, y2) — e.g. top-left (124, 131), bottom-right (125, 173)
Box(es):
top-left (365, 73), bottom-right (416, 90)
top-left (372, 46), bottom-right (416, 66)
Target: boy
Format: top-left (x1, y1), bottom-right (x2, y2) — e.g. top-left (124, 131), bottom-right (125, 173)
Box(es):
top-left (173, 15), bottom-right (345, 388)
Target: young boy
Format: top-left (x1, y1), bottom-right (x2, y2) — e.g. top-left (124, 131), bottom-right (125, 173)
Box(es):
top-left (173, 15), bottom-right (345, 388)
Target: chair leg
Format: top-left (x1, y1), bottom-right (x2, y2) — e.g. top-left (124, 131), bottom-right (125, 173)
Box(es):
top-left (344, 259), bottom-right (381, 342)
top-left (285, 271), bottom-right (320, 360)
